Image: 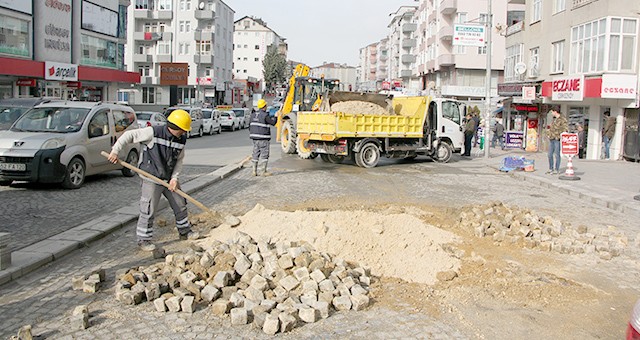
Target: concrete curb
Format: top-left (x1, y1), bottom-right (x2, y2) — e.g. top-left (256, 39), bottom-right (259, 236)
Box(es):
top-left (0, 160), bottom-right (248, 286)
top-left (487, 164), bottom-right (640, 217)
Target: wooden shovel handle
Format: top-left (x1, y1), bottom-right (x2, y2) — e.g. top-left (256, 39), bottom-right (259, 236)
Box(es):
top-left (101, 151), bottom-right (212, 213)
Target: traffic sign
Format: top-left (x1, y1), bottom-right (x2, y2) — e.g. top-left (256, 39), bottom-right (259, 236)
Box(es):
top-left (561, 132), bottom-right (579, 156)
top-left (453, 25), bottom-right (486, 47)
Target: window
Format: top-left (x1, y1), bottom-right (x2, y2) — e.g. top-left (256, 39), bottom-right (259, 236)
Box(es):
top-left (610, 17), bottom-right (637, 71)
top-left (532, 0), bottom-right (542, 23)
top-left (478, 46), bottom-right (487, 55)
top-left (186, 0), bottom-right (191, 10)
top-left (0, 15), bottom-right (30, 57)
top-left (157, 42), bottom-right (171, 55)
top-left (113, 110), bottom-right (136, 133)
top-left (255, 45), bottom-right (260, 50)
top-left (158, 0), bottom-right (171, 10)
top-left (88, 111), bottom-right (109, 138)
top-left (117, 91), bottom-right (129, 103)
top-left (570, 18), bottom-right (606, 73)
top-left (254, 57), bottom-right (259, 61)
top-left (135, 0), bottom-right (152, 10)
top-left (179, 0), bottom-right (185, 10)
top-left (186, 22), bottom-right (191, 33)
top-left (138, 65), bottom-right (151, 76)
top-left (529, 47), bottom-right (540, 78)
top-left (142, 87), bottom-right (155, 104)
top-left (505, 43), bottom-right (523, 81)
top-left (81, 34), bottom-right (117, 68)
top-left (552, 40), bottom-right (565, 73)
top-left (196, 41), bottom-right (211, 55)
top-left (442, 101), bottom-right (461, 125)
top-left (179, 21), bottom-right (185, 32)
top-left (554, 0), bottom-right (565, 14)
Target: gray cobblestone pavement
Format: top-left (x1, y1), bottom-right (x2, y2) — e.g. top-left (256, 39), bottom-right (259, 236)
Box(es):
top-left (0, 154), bottom-right (637, 339)
top-left (0, 165), bottom-right (219, 252)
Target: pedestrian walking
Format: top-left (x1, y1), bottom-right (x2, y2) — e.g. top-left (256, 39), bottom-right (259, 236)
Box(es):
top-left (577, 123), bottom-right (586, 159)
top-left (491, 120), bottom-right (505, 150)
top-left (107, 109), bottom-right (199, 251)
top-left (546, 109), bottom-right (568, 174)
top-left (602, 110), bottom-right (615, 159)
top-left (463, 112), bottom-right (476, 157)
top-left (250, 98), bottom-right (277, 176)
top-left (472, 112), bottom-right (480, 147)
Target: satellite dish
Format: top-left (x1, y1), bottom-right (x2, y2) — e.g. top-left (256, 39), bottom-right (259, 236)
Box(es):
top-left (198, 2), bottom-right (205, 10)
top-left (514, 62), bottom-right (527, 75)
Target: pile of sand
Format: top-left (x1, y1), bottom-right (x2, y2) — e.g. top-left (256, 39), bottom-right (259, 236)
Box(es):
top-left (200, 204), bottom-right (460, 285)
top-left (330, 100), bottom-right (392, 115)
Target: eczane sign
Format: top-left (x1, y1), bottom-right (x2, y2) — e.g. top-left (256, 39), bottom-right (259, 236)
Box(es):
top-left (551, 76), bottom-right (584, 101)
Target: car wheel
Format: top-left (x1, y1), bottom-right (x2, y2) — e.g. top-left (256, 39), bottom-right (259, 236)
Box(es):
top-left (122, 150), bottom-right (139, 177)
top-left (217, 126), bottom-right (222, 134)
top-left (198, 126), bottom-right (203, 137)
top-left (62, 158), bottom-right (85, 189)
top-left (0, 180), bottom-right (12, 186)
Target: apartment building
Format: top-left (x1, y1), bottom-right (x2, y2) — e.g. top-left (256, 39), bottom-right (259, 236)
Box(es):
top-left (125, 0), bottom-right (234, 110)
top-left (0, 0), bottom-right (138, 101)
top-left (388, 6), bottom-right (418, 90)
top-left (500, 0), bottom-right (639, 160)
top-left (233, 16), bottom-right (286, 97)
top-left (357, 43), bottom-right (378, 91)
top-left (309, 63), bottom-right (357, 92)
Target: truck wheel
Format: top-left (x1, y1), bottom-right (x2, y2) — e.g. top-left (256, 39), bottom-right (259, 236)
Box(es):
top-left (296, 136), bottom-right (315, 159)
top-left (434, 142), bottom-right (453, 163)
top-left (355, 142), bottom-right (380, 168)
top-left (321, 154), bottom-right (344, 164)
top-left (122, 150), bottom-right (139, 177)
top-left (62, 158), bottom-right (85, 189)
top-left (0, 180), bottom-right (12, 186)
top-left (281, 120), bottom-right (296, 154)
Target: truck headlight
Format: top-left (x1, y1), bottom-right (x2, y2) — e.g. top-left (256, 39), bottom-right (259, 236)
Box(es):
top-left (42, 138), bottom-right (66, 150)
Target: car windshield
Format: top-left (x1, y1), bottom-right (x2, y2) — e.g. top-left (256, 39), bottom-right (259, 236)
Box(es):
top-left (203, 111), bottom-right (212, 119)
top-left (11, 107), bottom-right (90, 133)
top-left (221, 112), bottom-right (231, 118)
top-left (232, 109), bottom-right (244, 117)
top-left (0, 107), bottom-right (30, 130)
top-left (137, 113), bottom-right (152, 120)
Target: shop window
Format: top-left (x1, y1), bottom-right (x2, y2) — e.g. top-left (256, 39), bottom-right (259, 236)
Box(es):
top-left (142, 87), bottom-right (155, 104)
top-left (81, 34), bottom-right (117, 68)
top-left (113, 110), bottom-right (135, 133)
top-left (0, 15), bottom-right (29, 57)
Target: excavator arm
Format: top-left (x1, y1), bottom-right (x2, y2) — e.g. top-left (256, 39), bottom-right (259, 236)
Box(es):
top-left (276, 64), bottom-right (309, 142)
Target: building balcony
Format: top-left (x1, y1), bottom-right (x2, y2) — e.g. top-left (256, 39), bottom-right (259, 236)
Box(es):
top-left (427, 35), bottom-right (436, 45)
top-left (194, 30), bottom-right (214, 41)
top-left (133, 53), bottom-right (152, 63)
top-left (154, 54), bottom-right (171, 63)
top-left (401, 54), bottom-right (416, 64)
top-left (154, 10), bottom-right (172, 20)
top-left (378, 65), bottom-right (387, 72)
top-left (194, 54), bottom-right (213, 64)
top-left (133, 31), bottom-right (172, 41)
top-left (508, 0), bottom-right (525, 3)
top-left (572, 0), bottom-right (597, 9)
top-left (440, 0), bottom-right (457, 15)
top-left (402, 38), bottom-right (416, 49)
top-left (133, 9), bottom-right (173, 20)
top-left (195, 10), bottom-right (215, 20)
top-left (438, 25), bottom-right (454, 41)
top-left (377, 74), bottom-right (386, 81)
top-left (401, 69), bottom-right (413, 78)
top-left (428, 11), bottom-right (436, 22)
top-left (437, 53), bottom-right (455, 66)
top-left (370, 66), bottom-right (377, 72)
top-left (402, 23), bottom-right (417, 33)
top-left (140, 76), bottom-right (157, 85)
top-left (380, 44), bottom-right (388, 51)
top-left (379, 54), bottom-right (388, 61)
top-left (427, 60), bottom-right (436, 70)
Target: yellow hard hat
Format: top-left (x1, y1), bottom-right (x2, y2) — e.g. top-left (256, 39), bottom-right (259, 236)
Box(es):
top-left (167, 109), bottom-right (191, 131)
top-left (257, 99), bottom-right (267, 109)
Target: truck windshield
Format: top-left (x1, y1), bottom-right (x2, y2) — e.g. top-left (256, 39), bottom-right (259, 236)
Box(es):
top-left (11, 107), bottom-right (90, 133)
top-left (441, 101), bottom-right (462, 125)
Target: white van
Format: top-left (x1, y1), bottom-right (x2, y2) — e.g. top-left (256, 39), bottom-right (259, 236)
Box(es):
top-left (202, 108), bottom-right (222, 135)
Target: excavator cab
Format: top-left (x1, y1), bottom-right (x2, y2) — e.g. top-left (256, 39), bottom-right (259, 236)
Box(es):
top-left (292, 77), bottom-right (340, 112)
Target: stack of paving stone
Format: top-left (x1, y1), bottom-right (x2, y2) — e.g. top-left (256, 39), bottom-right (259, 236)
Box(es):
top-left (0, 232), bottom-right (10, 270)
top-left (114, 232), bottom-right (371, 335)
top-left (456, 201), bottom-right (627, 260)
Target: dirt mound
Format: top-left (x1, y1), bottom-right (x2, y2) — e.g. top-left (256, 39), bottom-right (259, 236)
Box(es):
top-left (199, 204), bottom-right (460, 285)
top-left (330, 100), bottom-right (392, 115)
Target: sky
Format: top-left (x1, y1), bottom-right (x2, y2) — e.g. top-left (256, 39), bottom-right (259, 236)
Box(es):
top-left (223, 0), bottom-right (418, 67)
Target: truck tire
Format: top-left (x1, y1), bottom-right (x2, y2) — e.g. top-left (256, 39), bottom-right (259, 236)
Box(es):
top-left (434, 142), bottom-right (453, 163)
top-left (296, 136), bottom-right (316, 159)
top-left (62, 157), bottom-right (85, 189)
top-left (355, 142), bottom-right (380, 168)
top-left (321, 154), bottom-right (345, 164)
top-left (0, 180), bottom-right (12, 186)
top-left (122, 150), bottom-right (139, 177)
top-left (281, 120), bottom-right (296, 154)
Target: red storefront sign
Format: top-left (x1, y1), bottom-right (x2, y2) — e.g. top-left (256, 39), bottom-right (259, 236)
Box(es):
top-left (541, 74), bottom-right (638, 100)
top-left (65, 81), bottom-right (82, 88)
top-left (561, 132), bottom-right (579, 156)
top-left (16, 78), bottom-right (36, 86)
top-left (515, 105), bottom-right (538, 112)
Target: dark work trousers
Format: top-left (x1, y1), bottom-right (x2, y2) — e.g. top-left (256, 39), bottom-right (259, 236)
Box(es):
top-left (463, 133), bottom-right (473, 156)
top-left (136, 179), bottom-right (191, 241)
top-left (252, 139), bottom-right (270, 161)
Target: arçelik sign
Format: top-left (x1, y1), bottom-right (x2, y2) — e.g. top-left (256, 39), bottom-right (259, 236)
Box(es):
top-left (45, 61), bottom-right (77, 81)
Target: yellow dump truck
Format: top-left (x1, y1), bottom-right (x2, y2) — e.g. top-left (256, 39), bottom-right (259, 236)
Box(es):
top-left (293, 95), bottom-right (465, 168)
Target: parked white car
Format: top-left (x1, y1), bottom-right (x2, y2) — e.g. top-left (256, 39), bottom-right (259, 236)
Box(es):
top-left (219, 111), bottom-right (240, 131)
top-left (136, 111), bottom-right (166, 128)
top-left (0, 101), bottom-right (140, 189)
top-left (231, 108), bottom-right (251, 129)
top-left (202, 109), bottom-right (222, 135)
top-left (162, 106), bottom-right (204, 138)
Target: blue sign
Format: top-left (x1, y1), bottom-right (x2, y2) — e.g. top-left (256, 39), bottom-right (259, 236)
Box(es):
top-left (504, 131), bottom-right (524, 149)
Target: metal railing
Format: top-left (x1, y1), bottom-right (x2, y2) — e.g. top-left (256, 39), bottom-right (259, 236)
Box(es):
top-left (572, 0), bottom-right (598, 9)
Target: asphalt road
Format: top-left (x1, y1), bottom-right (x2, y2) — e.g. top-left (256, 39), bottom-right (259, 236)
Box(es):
top-left (0, 126), bottom-right (255, 252)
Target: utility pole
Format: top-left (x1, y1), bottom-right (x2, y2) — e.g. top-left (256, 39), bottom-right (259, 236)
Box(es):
top-left (484, 0), bottom-right (493, 159)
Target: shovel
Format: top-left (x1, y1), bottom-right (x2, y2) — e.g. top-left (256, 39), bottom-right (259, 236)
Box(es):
top-left (101, 151), bottom-right (213, 214)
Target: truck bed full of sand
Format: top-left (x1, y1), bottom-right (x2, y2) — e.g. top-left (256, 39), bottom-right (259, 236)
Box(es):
top-left (199, 204), bottom-right (460, 285)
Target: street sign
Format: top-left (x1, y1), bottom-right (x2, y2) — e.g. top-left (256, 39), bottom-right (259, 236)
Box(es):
top-left (504, 131), bottom-right (524, 149)
top-left (522, 86), bottom-right (536, 100)
top-left (561, 132), bottom-right (579, 156)
top-left (453, 25), bottom-right (486, 47)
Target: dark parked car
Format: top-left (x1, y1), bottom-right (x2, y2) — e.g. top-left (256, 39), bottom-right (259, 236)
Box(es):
top-left (0, 97), bottom-right (58, 130)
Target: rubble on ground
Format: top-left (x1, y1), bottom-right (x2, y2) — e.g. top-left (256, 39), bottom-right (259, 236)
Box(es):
top-left (456, 201), bottom-right (627, 260)
top-left (71, 268), bottom-right (106, 293)
top-left (330, 100), bottom-right (392, 115)
top-left (113, 232), bottom-right (372, 335)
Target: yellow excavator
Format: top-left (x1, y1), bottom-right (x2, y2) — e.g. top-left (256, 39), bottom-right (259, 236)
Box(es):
top-left (275, 64), bottom-right (341, 155)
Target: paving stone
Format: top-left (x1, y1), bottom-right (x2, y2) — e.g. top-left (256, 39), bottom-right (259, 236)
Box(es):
top-left (145, 282), bottom-right (161, 301)
top-left (298, 307), bottom-right (319, 323)
top-left (201, 285), bottom-right (221, 302)
top-left (82, 278), bottom-right (100, 293)
top-left (279, 312), bottom-right (297, 333)
top-left (71, 305), bottom-right (89, 330)
top-left (350, 294), bottom-right (370, 311)
top-left (262, 314), bottom-right (280, 335)
top-left (249, 275), bottom-right (268, 291)
top-left (166, 296), bottom-right (183, 312)
top-left (211, 299), bottom-right (231, 316)
top-left (153, 297), bottom-right (167, 312)
top-left (234, 255), bottom-right (251, 276)
top-left (279, 275), bottom-right (299, 291)
top-left (230, 308), bottom-right (249, 325)
top-left (310, 269), bottom-right (326, 283)
top-left (277, 254), bottom-right (294, 270)
top-left (313, 301), bottom-right (331, 319)
top-left (212, 271), bottom-right (230, 288)
top-left (181, 296), bottom-right (196, 313)
top-left (293, 267), bottom-right (310, 281)
top-left (332, 296), bottom-right (352, 311)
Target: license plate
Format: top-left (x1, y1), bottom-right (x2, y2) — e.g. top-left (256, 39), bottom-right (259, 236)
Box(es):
top-left (0, 163), bottom-right (26, 171)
